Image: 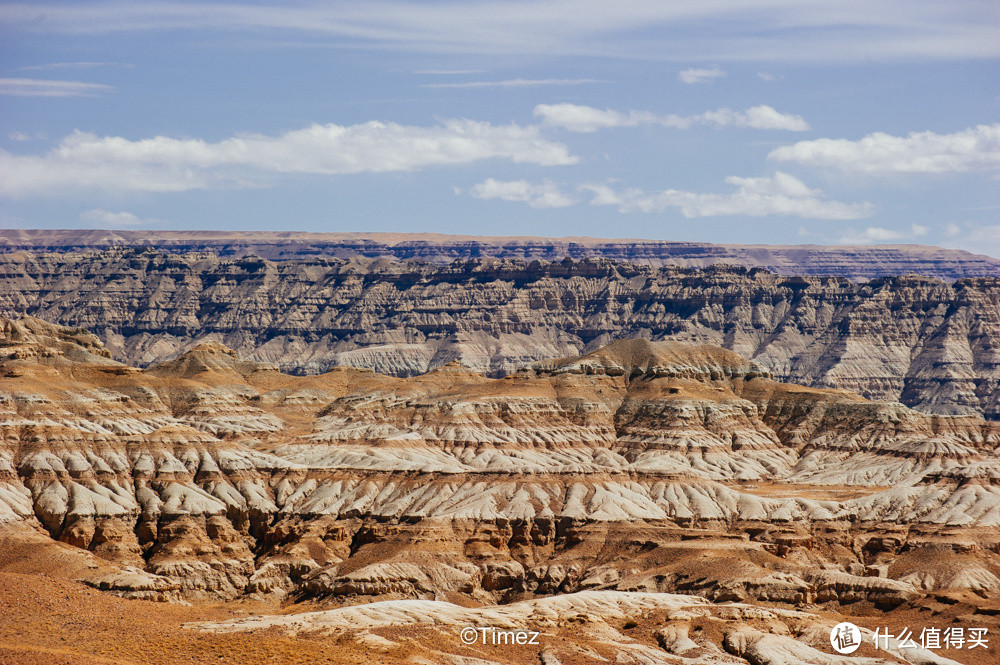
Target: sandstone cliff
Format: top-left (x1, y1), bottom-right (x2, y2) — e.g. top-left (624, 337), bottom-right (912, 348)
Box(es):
top-left (2, 316), bottom-right (999, 623)
top-left (2, 249), bottom-right (999, 419)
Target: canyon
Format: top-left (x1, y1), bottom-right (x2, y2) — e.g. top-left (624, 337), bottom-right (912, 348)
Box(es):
top-left (1, 315), bottom-right (998, 664)
top-left (3, 233), bottom-right (999, 664)
top-left (1, 248), bottom-right (999, 420)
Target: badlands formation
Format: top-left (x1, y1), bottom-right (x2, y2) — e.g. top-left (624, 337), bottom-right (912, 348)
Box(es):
top-left (1, 315), bottom-right (999, 664)
top-left (2, 249), bottom-right (1000, 419)
top-left (3, 229), bottom-right (1000, 281)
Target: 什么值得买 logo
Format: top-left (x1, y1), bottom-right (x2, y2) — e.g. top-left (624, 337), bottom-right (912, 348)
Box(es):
top-left (830, 622), bottom-right (861, 654)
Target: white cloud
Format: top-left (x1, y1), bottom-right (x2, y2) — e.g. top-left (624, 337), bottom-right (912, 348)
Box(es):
top-left (465, 172), bottom-right (871, 219)
top-left (421, 78), bottom-right (608, 89)
top-left (0, 78), bottom-right (114, 97)
top-left (413, 69), bottom-right (486, 75)
top-left (79, 209), bottom-right (160, 227)
top-left (757, 72), bottom-right (778, 81)
top-left (1, 2), bottom-right (996, 62)
top-left (769, 123), bottom-right (1000, 174)
top-left (739, 106), bottom-right (810, 131)
top-left (678, 66), bottom-right (726, 84)
top-left (838, 223), bottom-right (933, 244)
top-left (18, 61), bottom-right (133, 71)
top-left (467, 178), bottom-right (576, 209)
top-left (534, 105), bottom-right (638, 133)
top-left (0, 120), bottom-right (577, 197)
top-left (534, 103), bottom-right (809, 133)
top-left (584, 172), bottom-right (872, 219)
top-left (944, 223), bottom-right (962, 237)
top-left (838, 227), bottom-right (905, 243)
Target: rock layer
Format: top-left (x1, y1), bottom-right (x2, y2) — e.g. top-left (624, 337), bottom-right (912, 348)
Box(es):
top-left (2, 229), bottom-right (999, 281)
top-left (2, 315), bottom-right (999, 621)
top-left (2, 250), bottom-right (999, 417)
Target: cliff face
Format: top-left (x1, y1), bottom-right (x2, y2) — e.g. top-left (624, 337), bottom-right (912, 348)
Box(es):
top-left (2, 229), bottom-right (999, 281)
top-left (2, 317), bottom-right (999, 606)
top-left (2, 250), bottom-right (999, 419)
top-left (3, 317), bottom-right (1000, 663)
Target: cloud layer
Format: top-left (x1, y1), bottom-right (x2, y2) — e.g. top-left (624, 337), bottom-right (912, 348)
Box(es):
top-left (678, 67), bottom-right (726, 84)
top-left (0, 120), bottom-right (577, 196)
top-left (3, 1), bottom-right (996, 61)
top-left (534, 103), bottom-right (810, 133)
top-left (770, 123), bottom-right (1000, 174)
top-left (466, 172), bottom-right (871, 220)
top-left (420, 78), bottom-right (607, 89)
top-left (18, 61), bottom-right (132, 71)
top-left (0, 77), bottom-right (114, 97)
top-left (79, 209), bottom-right (160, 227)
top-left (838, 223), bottom-right (929, 244)
top-left (467, 179), bottom-right (576, 209)
top-left (585, 173), bottom-right (871, 219)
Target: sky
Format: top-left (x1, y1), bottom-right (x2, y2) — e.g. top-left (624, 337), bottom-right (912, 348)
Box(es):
top-left (1, 1), bottom-right (998, 255)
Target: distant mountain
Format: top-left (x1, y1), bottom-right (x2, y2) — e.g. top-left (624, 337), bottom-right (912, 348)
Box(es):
top-left (2, 229), bottom-right (998, 281)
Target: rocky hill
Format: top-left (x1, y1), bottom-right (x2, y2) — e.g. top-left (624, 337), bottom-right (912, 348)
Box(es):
top-left (2, 229), bottom-right (999, 281)
top-left (1, 316), bottom-right (999, 663)
top-left (2, 249), bottom-right (999, 419)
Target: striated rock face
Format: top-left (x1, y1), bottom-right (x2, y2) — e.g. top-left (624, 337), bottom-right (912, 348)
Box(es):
top-left (2, 315), bottom-right (999, 624)
top-left (2, 229), bottom-right (999, 281)
top-left (2, 250), bottom-right (1000, 418)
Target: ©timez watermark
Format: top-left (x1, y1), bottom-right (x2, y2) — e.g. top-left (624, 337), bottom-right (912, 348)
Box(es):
top-left (460, 626), bottom-right (542, 646)
top-left (831, 622), bottom-right (989, 655)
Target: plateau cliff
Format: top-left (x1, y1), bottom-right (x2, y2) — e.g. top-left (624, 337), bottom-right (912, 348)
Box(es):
top-left (1, 250), bottom-right (999, 419)
top-left (2, 229), bottom-right (999, 281)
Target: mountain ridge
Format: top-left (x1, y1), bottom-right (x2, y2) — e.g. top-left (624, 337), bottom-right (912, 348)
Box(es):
top-left (2, 250), bottom-right (998, 419)
top-left (2, 229), bottom-right (998, 281)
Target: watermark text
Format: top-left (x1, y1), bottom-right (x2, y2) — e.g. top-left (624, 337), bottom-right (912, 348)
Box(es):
top-left (460, 626), bottom-right (541, 646)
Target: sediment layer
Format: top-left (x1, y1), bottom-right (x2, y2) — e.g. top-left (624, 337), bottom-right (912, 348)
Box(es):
top-left (2, 316), bottom-right (998, 617)
top-left (2, 250), bottom-right (999, 417)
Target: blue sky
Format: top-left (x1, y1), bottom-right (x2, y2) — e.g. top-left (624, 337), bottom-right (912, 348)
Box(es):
top-left (1, 1), bottom-right (998, 255)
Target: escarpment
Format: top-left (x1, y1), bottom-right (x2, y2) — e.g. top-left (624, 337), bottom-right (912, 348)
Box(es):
top-left (2, 250), bottom-right (1000, 420)
top-left (2, 315), bottom-right (999, 618)
top-left (3, 229), bottom-right (1000, 281)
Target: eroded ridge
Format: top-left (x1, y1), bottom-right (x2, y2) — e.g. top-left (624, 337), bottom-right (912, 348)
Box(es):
top-left (1, 315), bottom-right (999, 663)
top-left (3, 251), bottom-right (1000, 419)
